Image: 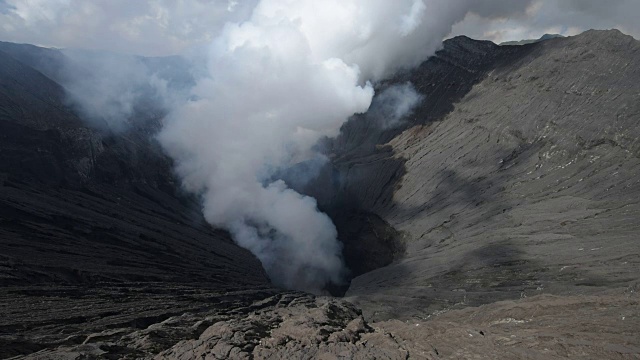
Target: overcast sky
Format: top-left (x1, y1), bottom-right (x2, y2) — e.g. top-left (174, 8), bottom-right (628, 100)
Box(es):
top-left (0, 0), bottom-right (638, 56)
top-left (451, 0), bottom-right (640, 43)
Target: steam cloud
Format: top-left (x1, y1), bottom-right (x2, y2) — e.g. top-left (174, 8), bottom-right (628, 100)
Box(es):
top-left (60, 51), bottom-right (166, 131)
top-left (370, 83), bottom-right (424, 129)
top-left (0, 0), bottom-right (537, 292)
top-left (157, 0), bottom-right (532, 293)
top-left (56, 50), bottom-right (195, 131)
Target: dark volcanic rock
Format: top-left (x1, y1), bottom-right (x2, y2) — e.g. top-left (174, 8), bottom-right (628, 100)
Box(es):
top-left (0, 44), bottom-right (272, 358)
top-left (0, 48), bottom-right (268, 288)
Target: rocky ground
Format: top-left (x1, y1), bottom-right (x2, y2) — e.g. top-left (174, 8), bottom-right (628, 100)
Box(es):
top-left (1, 30), bottom-right (639, 359)
top-left (11, 289), bottom-right (638, 359)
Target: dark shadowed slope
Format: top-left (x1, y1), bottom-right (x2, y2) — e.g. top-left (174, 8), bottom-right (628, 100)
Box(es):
top-left (0, 48), bottom-right (273, 357)
top-left (0, 48), bottom-right (269, 288)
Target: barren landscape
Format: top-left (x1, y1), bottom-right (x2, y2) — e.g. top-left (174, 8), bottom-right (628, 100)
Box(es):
top-left (0, 13), bottom-right (638, 360)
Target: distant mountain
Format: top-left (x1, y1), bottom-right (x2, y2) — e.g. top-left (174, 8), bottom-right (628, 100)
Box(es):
top-left (500, 33), bottom-right (564, 45)
top-left (0, 41), bottom-right (195, 132)
top-left (0, 41), bottom-right (195, 89)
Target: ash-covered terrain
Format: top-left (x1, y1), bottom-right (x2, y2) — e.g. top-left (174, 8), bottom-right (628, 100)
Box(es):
top-left (1, 30), bottom-right (639, 359)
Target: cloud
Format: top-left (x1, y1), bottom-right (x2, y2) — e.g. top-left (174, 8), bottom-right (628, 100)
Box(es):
top-left (467, 0), bottom-right (533, 18)
top-left (368, 82), bottom-right (424, 129)
top-left (0, 0), bottom-right (257, 55)
top-left (59, 50), bottom-right (167, 131)
top-left (2, 0), bottom-right (638, 56)
top-left (0, 0), bottom-right (14, 15)
top-left (451, 0), bottom-right (640, 43)
top-left (158, 0), bottom-right (531, 293)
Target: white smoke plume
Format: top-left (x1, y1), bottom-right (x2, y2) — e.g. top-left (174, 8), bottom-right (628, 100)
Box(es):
top-left (60, 50), bottom-right (165, 131)
top-left (370, 83), bottom-right (424, 129)
top-left (56, 49), bottom-right (196, 132)
top-left (158, 0), bottom-right (532, 293)
top-left (0, 0), bottom-right (534, 293)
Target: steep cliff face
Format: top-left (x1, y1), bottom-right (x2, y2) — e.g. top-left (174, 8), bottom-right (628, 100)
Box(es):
top-left (0, 47), bottom-right (269, 287)
top-left (0, 47), bottom-right (274, 357)
top-left (313, 30), bottom-right (640, 321)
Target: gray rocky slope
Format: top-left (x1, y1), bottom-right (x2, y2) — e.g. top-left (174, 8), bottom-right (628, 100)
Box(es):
top-left (332, 29), bottom-right (640, 322)
top-left (1, 30), bottom-right (639, 359)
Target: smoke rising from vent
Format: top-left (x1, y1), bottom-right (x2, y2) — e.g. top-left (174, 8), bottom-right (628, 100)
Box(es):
top-left (56, 50), bottom-right (195, 132)
top-left (370, 83), bottom-right (424, 129)
top-left (0, 0), bottom-right (538, 293)
top-left (158, 0), bottom-right (533, 292)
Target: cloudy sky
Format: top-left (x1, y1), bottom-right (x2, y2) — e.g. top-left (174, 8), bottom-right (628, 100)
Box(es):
top-left (451, 0), bottom-right (640, 43)
top-left (0, 0), bottom-right (638, 56)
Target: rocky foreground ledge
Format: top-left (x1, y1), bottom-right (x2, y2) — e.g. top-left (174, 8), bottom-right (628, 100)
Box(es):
top-left (5, 288), bottom-right (637, 359)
